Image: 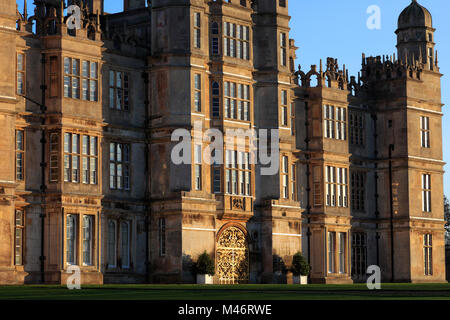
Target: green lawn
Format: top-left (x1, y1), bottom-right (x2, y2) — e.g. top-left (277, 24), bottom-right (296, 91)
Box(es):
top-left (0, 283), bottom-right (449, 300)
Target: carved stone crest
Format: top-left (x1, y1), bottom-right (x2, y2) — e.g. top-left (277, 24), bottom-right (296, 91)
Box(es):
top-left (232, 198), bottom-right (244, 210)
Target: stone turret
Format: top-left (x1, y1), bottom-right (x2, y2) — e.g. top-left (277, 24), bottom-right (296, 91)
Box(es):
top-left (396, 0), bottom-right (437, 71)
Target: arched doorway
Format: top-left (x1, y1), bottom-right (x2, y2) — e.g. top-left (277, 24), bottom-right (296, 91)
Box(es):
top-left (216, 225), bottom-right (249, 284)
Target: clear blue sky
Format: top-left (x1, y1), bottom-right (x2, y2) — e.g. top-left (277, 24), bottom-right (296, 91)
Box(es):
top-left (285, 0), bottom-right (450, 197)
top-left (17, 0), bottom-right (450, 196)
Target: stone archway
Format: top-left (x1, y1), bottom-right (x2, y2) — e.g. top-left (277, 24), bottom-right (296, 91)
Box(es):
top-left (216, 225), bottom-right (249, 284)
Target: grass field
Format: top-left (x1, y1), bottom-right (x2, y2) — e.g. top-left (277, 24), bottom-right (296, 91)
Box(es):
top-left (0, 283), bottom-right (449, 300)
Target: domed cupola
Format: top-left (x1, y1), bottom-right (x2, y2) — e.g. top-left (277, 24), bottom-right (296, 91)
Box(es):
top-left (396, 0), bottom-right (437, 71)
top-left (398, 0), bottom-right (433, 30)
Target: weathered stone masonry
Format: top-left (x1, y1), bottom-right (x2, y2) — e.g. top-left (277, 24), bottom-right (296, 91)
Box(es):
top-left (0, 0), bottom-right (445, 284)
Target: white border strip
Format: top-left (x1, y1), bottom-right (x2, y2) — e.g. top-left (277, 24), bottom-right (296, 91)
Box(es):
top-left (191, 64), bottom-right (206, 70)
top-left (223, 72), bottom-right (253, 81)
top-left (183, 197), bottom-right (215, 202)
top-left (0, 180), bottom-right (15, 184)
top-left (182, 227), bottom-right (217, 232)
top-left (407, 105), bottom-right (443, 115)
top-left (224, 119), bottom-right (252, 126)
top-left (411, 217), bottom-right (445, 222)
top-left (0, 95), bottom-right (17, 101)
top-left (272, 204), bottom-right (301, 209)
top-left (408, 155), bottom-right (445, 164)
top-left (273, 233), bottom-right (302, 238)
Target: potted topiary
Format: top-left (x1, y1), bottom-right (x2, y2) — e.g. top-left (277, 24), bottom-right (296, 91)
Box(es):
top-left (291, 252), bottom-right (310, 285)
top-left (195, 251), bottom-right (215, 284)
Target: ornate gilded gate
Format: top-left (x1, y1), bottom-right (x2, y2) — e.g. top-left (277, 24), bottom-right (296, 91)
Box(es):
top-left (216, 226), bottom-right (249, 284)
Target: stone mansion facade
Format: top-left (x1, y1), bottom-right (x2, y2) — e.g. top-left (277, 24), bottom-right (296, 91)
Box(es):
top-left (0, 0), bottom-right (446, 284)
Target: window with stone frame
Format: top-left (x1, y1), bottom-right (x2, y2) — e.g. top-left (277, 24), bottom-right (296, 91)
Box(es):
top-left (82, 136), bottom-right (98, 185)
top-left (420, 116), bottom-right (430, 148)
top-left (278, 155), bottom-right (297, 201)
top-left (351, 171), bottom-right (365, 212)
top-left (326, 166), bottom-right (348, 208)
top-left (109, 142), bottom-right (131, 191)
top-left (335, 107), bottom-right (347, 140)
top-left (328, 231), bottom-right (336, 274)
top-left (351, 232), bottom-right (367, 278)
top-left (66, 214), bottom-right (78, 265)
top-left (223, 22), bottom-right (250, 60)
top-left (107, 220), bottom-right (131, 269)
top-left (64, 133), bottom-right (80, 183)
top-left (281, 156), bottom-right (289, 199)
top-left (64, 58), bottom-right (98, 101)
top-left (15, 210), bottom-right (25, 266)
top-left (324, 105), bottom-right (346, 140)
top-left (109, 70), bottom-right (130, 111)
top-left (194, 144), bottom-right (202, 190)
top-left (211, 81), bottom-right (220, 118)
top-left (65, 57), bottom-right (78, 99)
top-left (64, 133), bottom-right (98, 185)
top-left (290, 163), bottom-right (297, 201)
top-left (194, 12), bottom-right (201, 49)
top-left (17, 53), bottom-right (25, 95)
top-left (422, 173), bottom-right (431, 213)
top-left (337, 167), bottom-right (348, 207)
top-left (280, 32), bottom-right (287, 67)
top-left (211, 22), bottom-right (219, 55)
top-left (428, 47), bottom-right (434, 71)
top-left (224, 81), bottom-right (250, 121)
top-left (194, 74), bottom-right (202, 112)
top-left (212, 165), bottom-right (222, 194)
top-left (324, 105), bottom-right (335, 139)
top-left (326, 166), bottom-right (336, 207)
top-left (15, 130), bottom-right (25, 181)
top-left (82, 215), bottom-right (94, 266)
top-left (349, 112), bottom-right (364, 146)
top-left (339, 232), bottom-right (346, 274)
top-left (85, 61), bottom-right (98, 101)
top-left (281, 90), bottom-right (288, 127)
top-left (49, 133), bottom-right (59, 183)
top-left (107, 220), bottom-right (117, 268)
top-left (424, 234), bottom-right (433, 276)
top-left (225, 150), bottom-right (251, 196)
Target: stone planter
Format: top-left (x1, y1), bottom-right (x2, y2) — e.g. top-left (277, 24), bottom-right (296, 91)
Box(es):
top-left (196, 274), bottom-right (214, 285)
top-left (293, 275), bottom-right (308, 285)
